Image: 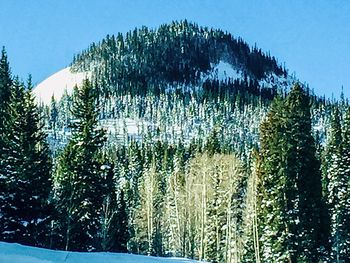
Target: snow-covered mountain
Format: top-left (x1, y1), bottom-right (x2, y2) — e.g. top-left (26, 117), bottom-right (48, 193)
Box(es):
top-left (0, 242), bottom-right (199, 263)
top-left (32, 21), bottom-right (296, 106)
top-left (33, 67), bottom-right (89, 104)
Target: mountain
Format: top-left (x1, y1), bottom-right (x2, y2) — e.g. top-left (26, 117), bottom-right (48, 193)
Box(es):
top-left (33, 21), bottom-right (299, 159)
top-left (34, 20), bottom-right (290, 104)
top-left (0, 242), bottom-right (198, 263)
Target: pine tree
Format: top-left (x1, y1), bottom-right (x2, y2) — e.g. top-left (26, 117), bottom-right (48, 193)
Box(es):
top-left (258, 96), bottom-right (291, 262)
top-left (1, 77), bottom-right (52, 246)
top-left (0, 47), bottom-right (12, 125)
top-left (0, 47), bottom-right (13, 239)
top-left (101, 163), bottom-right (129, 252)
top-left (285, 84), bottom-right (327, 262)
top-left (258, 84), bottom-right (327, 262)
top-left (54, 80), bottom-right (106, 251)
top-left (114, 189), bottom-right (129, 252)
top-left (49, 95), bottom-right (58, 137)
top-left (326, 107), bottom-right (346, 261)
top-left (326, 106), bottom-right (350, 261)
top-left (339, 107), bottom-right (350, 261)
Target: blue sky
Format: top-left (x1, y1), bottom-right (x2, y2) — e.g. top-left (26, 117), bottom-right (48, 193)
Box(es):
top-left (0, 0), bottom-right (349, 98)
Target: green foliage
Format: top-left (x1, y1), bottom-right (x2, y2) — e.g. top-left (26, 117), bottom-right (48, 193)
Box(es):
top-left (326, 107), bottom-right (350, 261)
top-left (258, 84), bottom-right (328, 262)
top-left (1, 76), bottom-right (52, 246)
top-left (54, 80), bottom-right (106, 251)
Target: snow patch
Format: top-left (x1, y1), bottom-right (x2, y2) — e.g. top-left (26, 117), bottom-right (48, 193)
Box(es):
top-left (33, 67), bottom-right (90, 105)
top-left (259, 72), bottom-right (295, 90)
top-left (206, 61), bottom-right (243, 81)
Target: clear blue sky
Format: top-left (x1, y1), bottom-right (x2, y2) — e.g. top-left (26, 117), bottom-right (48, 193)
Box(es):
top-left (0, 0), bottom-right (349, 98)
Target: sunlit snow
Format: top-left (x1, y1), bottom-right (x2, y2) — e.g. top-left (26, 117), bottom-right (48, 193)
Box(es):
top-left (209, 61), bottom-right (243, 80)
top-left (33, 67), bottom-right (90, 105)
top-left (0, 242), bottom-right (199, 263)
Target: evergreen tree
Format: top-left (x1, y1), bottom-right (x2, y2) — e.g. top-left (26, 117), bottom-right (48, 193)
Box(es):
top-left (114, 189), bottom-right (129, 252)
top-left (1, 77), bottom-right (52, 246)
top-left (285, 84), bottom-right (328, 261)
top-left (0, 47), bottom-right (12, 125)
top-left (258, 84), bottom-right (327, 262)
top-left (100, 163), bottom-right (129, 252)
top-left (0, 47), bottom-right (13, 239)
top-left (326, 108), bottom-right (345, 261)
top-left (326, 107), bottom-right (350, 261)
top-left (49, 95), bottom-right (58, 135)
top-left (338, 107), bottom-right (350, 261)
top-left (54, 80), bottom-right (106, 251)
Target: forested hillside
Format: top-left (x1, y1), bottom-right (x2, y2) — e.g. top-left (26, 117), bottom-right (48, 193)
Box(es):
top-left (1, 21), bottom-right (350, 262)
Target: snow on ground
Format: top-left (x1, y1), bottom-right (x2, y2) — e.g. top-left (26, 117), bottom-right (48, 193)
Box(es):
top-left (208, 61), bottom-right (243, 81)
top-left (33, 67), bottom-right (90, 105)
top-left (259, 72), bottom-right (295, 90)
top-left (0, 242), bottom-right (199, 263)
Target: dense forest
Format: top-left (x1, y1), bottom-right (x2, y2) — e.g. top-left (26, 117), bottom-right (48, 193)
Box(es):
top-left (1, 21), bottom-right (350, 262)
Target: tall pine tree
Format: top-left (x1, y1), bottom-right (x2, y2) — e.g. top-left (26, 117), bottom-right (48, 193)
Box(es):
top-left (326, 106), bottom-right (350, 261)
top-left (1, 77), bottom-right (52, 246)
top-left (54, 80), bottom-right (106, 251)
top-left (258, 84), bottom-right (328, 262)
top-left (0, 47), bottom-right (13, 239)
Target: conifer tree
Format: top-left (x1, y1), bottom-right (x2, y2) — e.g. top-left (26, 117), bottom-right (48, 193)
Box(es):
top-left (326, 107), bottom-right (350, 261)
top-left (114, 189), bottom-right (129, 252)
top-left (49, 95), bottom-right (58, 138)
top-left (1, 77), bottom-right (52, 246)
top-left (54, 80), bottom-right (106, 251)
top-left (338, 107), bottom-right (350, 261)
top-left (101, 163), bottom-right (129, 252)
top-left (0, 47), bottom-right (12, 125)
top-left (285, 84), bottom-right (327, 261)
top-left (258, 84), bottom-right (327, 262)
top-left (0, 47), bottom-right (13, 239)
top-left (326, 108), bottom-right (345, 261)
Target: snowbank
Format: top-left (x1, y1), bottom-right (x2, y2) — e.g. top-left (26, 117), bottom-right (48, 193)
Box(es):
top-left (0, 242), bottom-right (198, 263)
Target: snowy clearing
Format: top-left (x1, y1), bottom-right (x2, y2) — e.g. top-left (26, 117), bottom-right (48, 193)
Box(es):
top-left (33, 67), bottom-right (89, 105)
top-left (0, 242), bottom-right (199, 263)
top-left (206, 61), bottom-right (243, 81)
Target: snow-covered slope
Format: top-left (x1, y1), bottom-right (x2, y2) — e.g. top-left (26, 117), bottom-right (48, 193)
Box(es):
top-left (0, 242), bottom-right (198, 263)
top-left (33, 67), bottom-right (89, 105)
top-left (211, 61), bottom-right (244, 80)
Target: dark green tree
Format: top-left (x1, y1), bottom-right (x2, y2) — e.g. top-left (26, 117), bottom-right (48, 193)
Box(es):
top-left (338, 107), bottom-right (350, 261)
top-left (0, 47), bottom-right (13, 239)
top-left (326, 106), bottom-right (350, 261)
top-left (258, 84), bottom-right (328, 262)
top-left (0, 47), bottom-right (12, 125)
top-left (54, 80), bottom-right (106, 251)
top-left (49, 95), bottom-right (58, 134)
top-left (114, 189), bottom-right (129, 252)
top-left (1, 77), bottom-right (52, 246)
top-left (285, 84), bottom-right (328, 262)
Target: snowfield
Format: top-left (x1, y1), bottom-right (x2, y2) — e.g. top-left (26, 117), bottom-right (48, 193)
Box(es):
top-left (0, 242), bottom-right (199, 263)
top-left (33, 67), bottom-right (89, 105)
